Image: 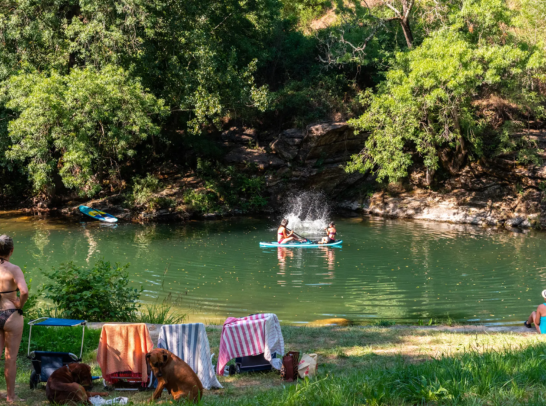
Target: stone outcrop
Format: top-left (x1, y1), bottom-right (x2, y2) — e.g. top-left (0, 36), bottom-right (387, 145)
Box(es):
top-left (337, 153), bottom-right (546, 229)
top-left (15, 122), bottom-right (546, 230)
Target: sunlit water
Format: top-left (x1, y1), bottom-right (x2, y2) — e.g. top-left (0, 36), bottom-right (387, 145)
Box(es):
top-left (1, 212), bottom-right (544, 325)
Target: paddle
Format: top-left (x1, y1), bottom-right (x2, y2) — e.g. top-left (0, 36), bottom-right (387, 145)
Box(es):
top-left (286, 228), bottom-right (309, 243)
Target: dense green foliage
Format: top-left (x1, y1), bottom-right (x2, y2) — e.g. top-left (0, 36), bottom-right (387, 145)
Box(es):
top-left (183, 160), bottom-right (268, 213)
top-left (347, 0), bottom-right (546, 183)
top-left (41, 260), bottom-right (141, 322)
top-left (0, 0), bottom-right (544, 201)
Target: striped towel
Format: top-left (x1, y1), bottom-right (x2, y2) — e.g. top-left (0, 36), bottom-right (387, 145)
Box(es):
top-left (216, 313), bottom-right (284, 376)
top-left (157, 323), bottom-right (222, 390)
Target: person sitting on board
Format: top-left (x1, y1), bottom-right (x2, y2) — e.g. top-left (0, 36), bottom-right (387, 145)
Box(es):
top-left (524, 290), bottom-right (546, 333)
top-left (278, 219), bottom-right (303, 244)
top-left (319, 222), bottom-right (336, 244)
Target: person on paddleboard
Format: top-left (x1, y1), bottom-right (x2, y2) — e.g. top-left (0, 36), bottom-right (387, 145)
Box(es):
top-left (278, 219), bottom-right (304, 244)
top-left (319, 222), bottom-right (336, 244)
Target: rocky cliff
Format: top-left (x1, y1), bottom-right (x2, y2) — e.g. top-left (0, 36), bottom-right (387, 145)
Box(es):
top-left (21, 123), bottom-right (546, 230)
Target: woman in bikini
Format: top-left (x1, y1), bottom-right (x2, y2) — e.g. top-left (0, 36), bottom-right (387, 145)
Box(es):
top-left (277, 219), bottom-right (302, 244)
top-left (0, 235), bottom-right (28, 403)
top-left (319, 222), bottom-right (337, 244)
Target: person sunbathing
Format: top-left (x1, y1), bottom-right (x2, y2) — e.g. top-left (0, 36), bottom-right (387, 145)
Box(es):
top-left (277, 219), bottom-right (302, 244)
top-left (524, 290), bottom-right (546, 334)
top-left (0, 235), bottom-right (29, 403)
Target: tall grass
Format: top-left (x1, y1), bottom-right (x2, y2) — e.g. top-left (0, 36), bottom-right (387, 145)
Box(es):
top-left (136, 303), bottom-right (186, 325)
top-left (21, 325), bottom-right (101, 360)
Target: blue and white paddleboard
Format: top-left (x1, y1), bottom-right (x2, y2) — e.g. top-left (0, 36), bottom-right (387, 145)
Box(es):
top-left (78, 205), bottom-right (118, 223)
top-left (259, 240), bottom-right (342, 248)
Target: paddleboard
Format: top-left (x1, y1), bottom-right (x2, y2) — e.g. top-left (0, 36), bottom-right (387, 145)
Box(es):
top-left (259, 240), bottom-right (342, 248)
top-left (78, 205), bottom-right (118, 223)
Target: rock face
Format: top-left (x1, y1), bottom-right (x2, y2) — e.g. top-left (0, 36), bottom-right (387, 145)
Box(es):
top-left (265, 122), bottom-right (370, 201)
top-left (19, 123), bottom-right (546, 229)
top-left (222, 122), bottom-right (371, 204)
top-left (336, 156), bottom-right (546, 229)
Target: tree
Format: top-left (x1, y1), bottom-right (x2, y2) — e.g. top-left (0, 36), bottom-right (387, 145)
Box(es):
top-left (346, 0), bottom-right (546, 184)
top-left (318, 0), bottom-right (416, 68)
top-left (2, 66), bottom-right (168, 197)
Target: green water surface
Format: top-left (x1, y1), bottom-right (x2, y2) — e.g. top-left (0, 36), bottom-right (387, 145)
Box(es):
top-left (0, 213), bottom-right (543, 325)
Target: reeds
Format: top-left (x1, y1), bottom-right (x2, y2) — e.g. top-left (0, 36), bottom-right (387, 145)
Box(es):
top-left (136, 303), bottom-right (186, 325)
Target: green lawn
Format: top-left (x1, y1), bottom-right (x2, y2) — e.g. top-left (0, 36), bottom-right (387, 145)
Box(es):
top-left (3, 325), bottom-right (545, 405)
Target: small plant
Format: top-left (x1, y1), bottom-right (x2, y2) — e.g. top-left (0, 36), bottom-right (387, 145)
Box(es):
top-left (149, 196), bottom-right (176, 211)
top-left (137, 303), bottom-right (186, 325)
top-left (41, 259), bottom-right (142, 322)
top-left (131, 174), bottom-right (160, 206)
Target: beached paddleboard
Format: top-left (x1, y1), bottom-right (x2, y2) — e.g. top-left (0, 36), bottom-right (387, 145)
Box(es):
top-left (259, 240), bottom-right (342, 248)
top-left (78, 205), bottom-right (118, 223)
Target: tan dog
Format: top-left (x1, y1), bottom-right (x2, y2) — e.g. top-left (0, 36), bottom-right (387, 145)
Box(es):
top-left (146, 348), bottom-right (203, 403)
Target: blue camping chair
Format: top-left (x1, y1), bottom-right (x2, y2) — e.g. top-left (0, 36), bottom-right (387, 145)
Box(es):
top-left (27, 317), bottom-right (97, 389)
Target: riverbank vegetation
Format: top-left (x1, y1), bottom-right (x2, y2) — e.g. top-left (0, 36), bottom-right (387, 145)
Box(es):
top-left (0, 0), bottom-right (544, 211)
top-left (5, 325), bottom-right (545, 405)
top-left (30, 259), bottom-right (185, 324)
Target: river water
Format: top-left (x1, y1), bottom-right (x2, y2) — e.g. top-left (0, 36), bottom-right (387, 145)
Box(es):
top-left (0, 213), bottom-right (543, 325)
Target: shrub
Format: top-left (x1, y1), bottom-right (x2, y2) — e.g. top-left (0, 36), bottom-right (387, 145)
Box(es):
top-left (41, 260), bottom-right (141, 322)
top-left (131, 174), bottom-right (160, 206)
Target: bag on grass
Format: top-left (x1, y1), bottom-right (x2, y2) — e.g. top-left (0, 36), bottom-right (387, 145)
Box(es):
top-left (280, 351), bottom-right (300, 382)
top-left (298, 353), bottom-right (318, 379)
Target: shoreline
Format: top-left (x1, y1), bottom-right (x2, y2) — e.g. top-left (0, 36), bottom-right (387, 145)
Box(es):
top-left (84, 322), bottom-right (538, 347)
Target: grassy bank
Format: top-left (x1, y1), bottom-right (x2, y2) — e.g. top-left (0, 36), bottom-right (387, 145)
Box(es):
top-left (3, 325), bottom-right (545, 405)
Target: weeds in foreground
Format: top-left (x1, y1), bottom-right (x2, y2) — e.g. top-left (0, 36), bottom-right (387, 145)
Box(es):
top-left (136, 303), bottom-right (186, 325)
top-left (195, 342), bottom-right (546, 405)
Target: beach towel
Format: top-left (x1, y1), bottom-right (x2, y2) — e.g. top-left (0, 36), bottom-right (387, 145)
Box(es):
top-left (216, 313), bottom-right (284, 375)
top-left (157, 323), bottom-right (223, 390)
top-left (97, 323), bottom-right (153, 383)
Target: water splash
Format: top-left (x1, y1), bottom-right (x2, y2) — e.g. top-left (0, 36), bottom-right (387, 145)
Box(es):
top-left (281, 191), bottom-right (331, 239)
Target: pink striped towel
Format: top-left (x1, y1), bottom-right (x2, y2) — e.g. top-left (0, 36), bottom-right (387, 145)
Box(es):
top-left (216, 313), bottom-right (284, 375)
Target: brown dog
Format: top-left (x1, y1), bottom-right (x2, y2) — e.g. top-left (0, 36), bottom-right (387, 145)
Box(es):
top-left (146, 348), bottom-right (203, 402)
top-left (46, 363), bottom-right (108, 405)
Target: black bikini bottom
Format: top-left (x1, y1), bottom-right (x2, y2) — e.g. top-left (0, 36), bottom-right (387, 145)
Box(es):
top-left (0, 309), bottom-right (23, 329)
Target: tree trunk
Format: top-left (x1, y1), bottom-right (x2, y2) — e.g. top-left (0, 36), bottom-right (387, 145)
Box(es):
top-left (400, 18), bottom-right (414, 48)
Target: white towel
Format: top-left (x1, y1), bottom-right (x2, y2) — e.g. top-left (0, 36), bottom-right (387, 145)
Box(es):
top-left (264, 314), bottom-right (284, 370)
top-left (157, 323), bottom-right (223, 390)
top-left (89, 397), bottom-right (128, 405)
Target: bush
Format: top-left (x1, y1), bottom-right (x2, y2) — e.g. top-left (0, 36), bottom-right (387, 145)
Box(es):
top-left (131, 174), bottom-right (161, 206)
top-left (183, 159), bottom-right (268, 214)
top-left (41, 260), bottom-right (141, 322)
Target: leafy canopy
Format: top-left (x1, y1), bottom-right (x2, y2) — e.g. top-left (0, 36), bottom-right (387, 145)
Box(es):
top-left (2, 66), bottom-right (167, 196)
top-left (347, 0), bottom-right (546, 183)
